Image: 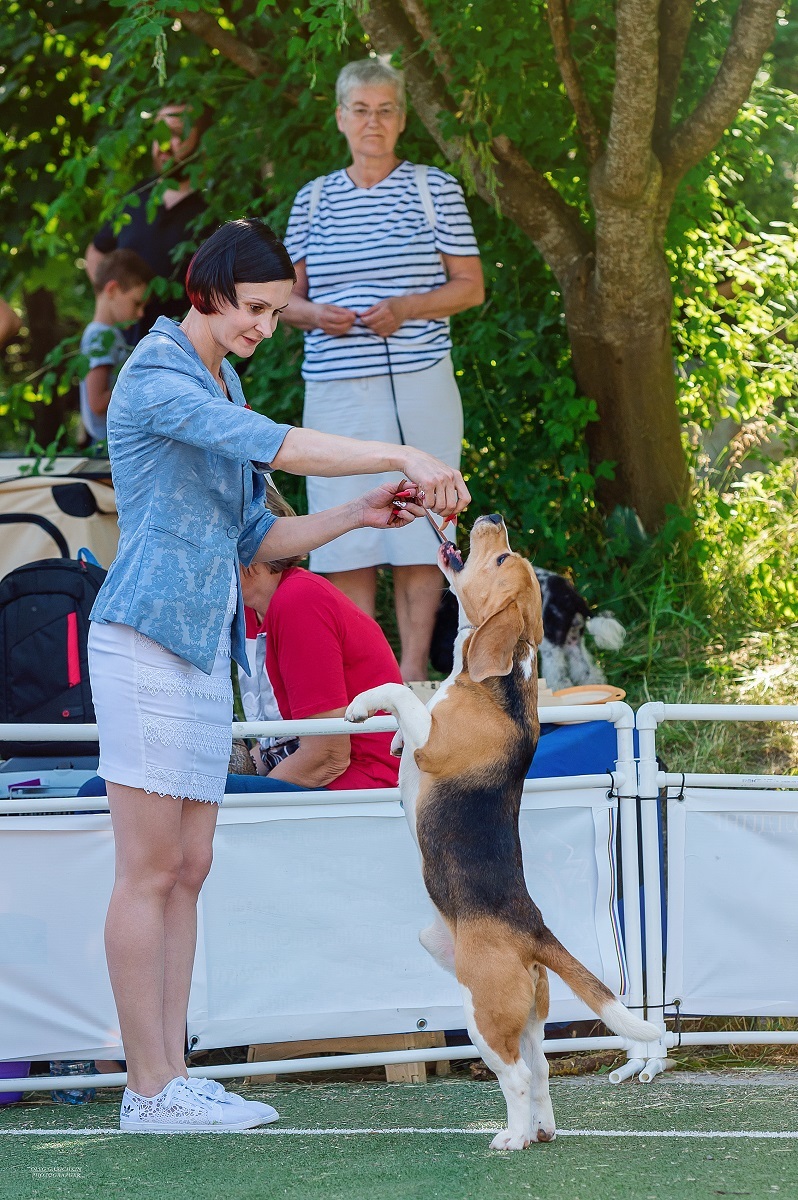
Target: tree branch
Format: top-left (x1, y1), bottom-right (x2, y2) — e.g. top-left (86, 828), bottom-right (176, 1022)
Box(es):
top-left (652, 0), bottom-right (694, 155)
top-left (176, 0), bottom-right (591, 282)
top-left (176, 9), bottom-right (265, 76)
top-left (546, 0), bottom-right (603, 165)
top-left (354, 0), bottom-right (591, 283)
top-left (397, 0), bottom-right (456, 90)
top-left (604, 0), bottom-right (661, 200)
top-left (663, 0), bottom-right (781, 184)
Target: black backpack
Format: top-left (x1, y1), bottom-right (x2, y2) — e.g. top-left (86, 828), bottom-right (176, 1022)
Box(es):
top-left (0, 556), bottom-right (106, 756)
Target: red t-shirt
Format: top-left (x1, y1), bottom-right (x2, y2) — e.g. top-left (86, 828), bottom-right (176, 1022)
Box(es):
top-left (248, 568), bottom-right (403, 790)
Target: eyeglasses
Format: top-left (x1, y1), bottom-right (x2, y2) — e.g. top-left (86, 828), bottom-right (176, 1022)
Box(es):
top-left (341, 103), bottom-right (403, 122)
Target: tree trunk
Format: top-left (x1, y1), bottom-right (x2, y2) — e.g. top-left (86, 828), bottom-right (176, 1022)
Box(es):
top-left (564, 287), bottom-right (687, 532)
top-left (561, 160), bottom-right (689, 533)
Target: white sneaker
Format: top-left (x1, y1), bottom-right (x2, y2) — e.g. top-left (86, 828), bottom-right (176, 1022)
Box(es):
top-left (184, 1077), bottom-right (279, 1125)
top-left (119, 1076), bottom-right (266, 1132)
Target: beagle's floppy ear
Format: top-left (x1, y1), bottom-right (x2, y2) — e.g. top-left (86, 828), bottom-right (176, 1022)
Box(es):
top-left (465, 601), bottom-right (524, 683)
top-left (518, 559), bottom-right (544, 646)
top-left (529, 584), bottom-right (544, 647)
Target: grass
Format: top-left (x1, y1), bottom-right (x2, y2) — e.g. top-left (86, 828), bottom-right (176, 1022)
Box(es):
top-left (3, 1076), bottom-right (798, 1200)
top-left (612, 616), bottom-right (798, 778)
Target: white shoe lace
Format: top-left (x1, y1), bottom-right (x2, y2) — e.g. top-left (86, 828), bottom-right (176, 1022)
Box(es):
top-left (161, 1076), bottom-right (198, 1112)
top-left (185, 1076), bottom-right (244, 1106)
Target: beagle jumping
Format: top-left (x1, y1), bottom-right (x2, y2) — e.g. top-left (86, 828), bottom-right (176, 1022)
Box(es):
top-left (345, 515), bottom-right (657, 1150)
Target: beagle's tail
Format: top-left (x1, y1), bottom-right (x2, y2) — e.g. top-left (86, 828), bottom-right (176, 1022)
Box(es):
top-left (534, 934), bottom-right (659, 1043)
top-left (585, 613), bottom-right (626, 651)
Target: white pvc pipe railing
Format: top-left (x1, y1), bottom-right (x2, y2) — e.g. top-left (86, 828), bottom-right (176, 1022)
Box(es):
top-left (6, 1029), bottom-right (794, 1093)
top-left (659, 772), bottom-right (798, 790)
top-left (0, 1036), bottom-right (632, 1093)
top-left (0, 704), bottom-right (631, 746)
top-left (666, 1031), bottom-right (798, 1046)
top-left (6, 700), bottom-right (798, 1092)
top-left (0, 774), bottom-right (624, 816)
top-left (0, 709), bottom-right (629, 814)
top-left (636, 703), bottom-right (798, 727)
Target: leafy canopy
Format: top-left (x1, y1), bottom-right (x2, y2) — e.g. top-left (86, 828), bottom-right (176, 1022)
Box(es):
top-left (0, 0), bottom-right (795, 621)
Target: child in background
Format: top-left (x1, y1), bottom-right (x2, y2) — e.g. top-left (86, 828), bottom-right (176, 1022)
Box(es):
top-left (79, 249), bottom-right (154, 444)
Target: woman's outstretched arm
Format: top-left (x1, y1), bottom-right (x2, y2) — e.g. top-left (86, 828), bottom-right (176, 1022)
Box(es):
top-left (252, 481), bottom-right (425, 564)
top-left (271, 427), bottom-right (470, 517)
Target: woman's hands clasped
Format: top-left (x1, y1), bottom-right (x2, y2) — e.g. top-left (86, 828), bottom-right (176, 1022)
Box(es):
top-left (314, 299), bottom-right (407, 339)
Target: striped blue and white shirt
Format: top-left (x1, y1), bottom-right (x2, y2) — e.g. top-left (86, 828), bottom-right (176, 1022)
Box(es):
top-left (283, 161), bottom-right (480, 381)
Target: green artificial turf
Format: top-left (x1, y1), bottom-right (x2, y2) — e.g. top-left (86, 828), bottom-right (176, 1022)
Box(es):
top-left (2, 1076), bottom-right (797, 1200)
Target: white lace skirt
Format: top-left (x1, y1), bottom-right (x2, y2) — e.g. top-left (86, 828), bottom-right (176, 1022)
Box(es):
top-left (88, 574), bottom-right (236, 805)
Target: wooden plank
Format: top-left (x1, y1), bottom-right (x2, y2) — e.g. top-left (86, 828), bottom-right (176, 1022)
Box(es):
top-left (245, 1030), bottom-right (450, 1084)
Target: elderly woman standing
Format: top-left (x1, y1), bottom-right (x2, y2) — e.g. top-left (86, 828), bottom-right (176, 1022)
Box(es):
top-left (281, 58), bottom-right (484, 681)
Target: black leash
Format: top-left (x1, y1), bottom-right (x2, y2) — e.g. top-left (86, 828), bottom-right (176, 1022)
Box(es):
top-left (382, 330), bottom-right (455, 551)
top-left (383, 337), bottom-right (407, 447)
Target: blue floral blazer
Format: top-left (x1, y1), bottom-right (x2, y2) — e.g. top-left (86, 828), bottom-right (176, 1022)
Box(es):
top-left (90, 317), bottom-right (292, 674)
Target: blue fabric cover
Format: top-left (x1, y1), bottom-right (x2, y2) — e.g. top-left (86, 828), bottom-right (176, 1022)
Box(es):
top-left (77, 773), bottom-right (314, 797)
top-left (78, 723), bottom-right (621, 794)
top-left (527, 720), bottom-right (619, 780)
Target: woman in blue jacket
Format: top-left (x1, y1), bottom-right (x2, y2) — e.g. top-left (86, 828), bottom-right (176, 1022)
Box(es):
top-left (88, 218), bottom-right (469, 1133)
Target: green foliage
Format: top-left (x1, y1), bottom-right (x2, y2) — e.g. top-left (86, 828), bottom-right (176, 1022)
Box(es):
top-left (595, 461), bottom-right (798, 774)
top-left (669, 84), bottom-right (798, 452)
top-left (692, 460), bottom-right (798, 628)
top-left (0, 0), bottom-right (795, 641)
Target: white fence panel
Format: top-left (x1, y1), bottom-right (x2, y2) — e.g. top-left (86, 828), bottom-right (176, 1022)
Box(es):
top-left (635, 702), bottom-right (798, 1063)
top-left (0, 814), bottom-right (121, 1061)
top-left (0, 788), bottom-right (628, 1062)
top-left (665, 788), bottom-right (798, 1017)
top-left (187, 787), bottom-right (626, 1050)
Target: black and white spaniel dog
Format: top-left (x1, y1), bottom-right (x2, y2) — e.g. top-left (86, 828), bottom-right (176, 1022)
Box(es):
top-left (429, 567), bottom-right (625, 691)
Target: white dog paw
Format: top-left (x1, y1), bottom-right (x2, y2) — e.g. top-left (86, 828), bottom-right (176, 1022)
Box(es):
top-left (531, 1103), bottom-right (556, 1142)
top-left (390, 731), bottom-right (405, 756)
top-left (490, 1130), bottom-right (532, 1151)
top-left (344, 698), bottom-right (370, 724)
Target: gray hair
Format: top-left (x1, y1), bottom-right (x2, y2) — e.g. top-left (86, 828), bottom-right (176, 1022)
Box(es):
top-left (336, 59), bottom-right (406, 110)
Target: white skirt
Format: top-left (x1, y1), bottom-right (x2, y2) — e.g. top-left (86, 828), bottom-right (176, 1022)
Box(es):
top-left (87, 573), bottom-right (236, 805)
top-left (303, 353), bottom-right (463, 572)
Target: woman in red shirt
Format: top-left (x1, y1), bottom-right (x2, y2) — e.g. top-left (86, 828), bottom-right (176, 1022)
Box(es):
top-left (240, 488), bottom-right (403, 790)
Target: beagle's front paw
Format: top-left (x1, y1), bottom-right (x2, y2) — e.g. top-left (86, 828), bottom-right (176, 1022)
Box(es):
top-left (390, 730), bottom-right (405, 756)
top-left (345, 695), bottom-right (372, 724)
top-left (490, 1129), bottom-right (534, 1151)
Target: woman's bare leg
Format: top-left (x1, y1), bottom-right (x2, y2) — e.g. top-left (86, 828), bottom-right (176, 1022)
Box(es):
top-left (161, 797), bottom-right (218, 1078)
top-left (323, 566), bottom-right (378, 619)
top-left (104, 782), bottom-right (185, 1098)
top-left (393, 564), bottom-right (444, 682)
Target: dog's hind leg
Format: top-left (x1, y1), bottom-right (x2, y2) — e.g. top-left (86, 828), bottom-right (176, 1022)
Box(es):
top-left (345, 683), bottom-right (431, 752)
top-left (519, 964), bottom-right (556, 1142)
top-left (419, 911), bottom-right (456, 975)
top-left (456, 930), bottom-right (538, 1150)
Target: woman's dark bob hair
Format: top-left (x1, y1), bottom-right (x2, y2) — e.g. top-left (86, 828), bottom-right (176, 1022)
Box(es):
top-left (186, 218), bottom-right (296, 315)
